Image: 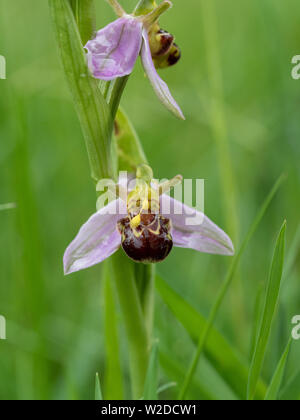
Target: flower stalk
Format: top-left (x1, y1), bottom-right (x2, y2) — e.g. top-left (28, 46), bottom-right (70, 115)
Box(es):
top-left (110, 251), bottom-right (150, 399)
top-left (135, 263), bottom-right (155, 341)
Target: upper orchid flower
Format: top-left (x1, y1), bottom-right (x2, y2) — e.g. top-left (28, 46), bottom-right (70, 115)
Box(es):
top-left (64, 166), bottom-right (234, 275)
top-left (84, 0), bottom-right (185, 120)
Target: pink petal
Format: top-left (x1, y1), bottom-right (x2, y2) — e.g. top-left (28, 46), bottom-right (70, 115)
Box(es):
top-left (64, 199), bottom-right (127, 275)
top-left (160, 195), bottom-right (234, 256)
top-left (140, 29), bottom-right (185, 120)
top-left (85, 16), bottom-right (143, 80)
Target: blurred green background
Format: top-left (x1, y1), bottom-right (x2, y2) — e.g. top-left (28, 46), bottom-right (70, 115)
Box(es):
top-left (0, 0), bottom-right (299, 400)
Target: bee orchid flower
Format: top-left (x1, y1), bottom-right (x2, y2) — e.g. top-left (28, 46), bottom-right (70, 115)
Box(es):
top-left (64, 168), bottom-right (234, 275)
top-left (84, 0), bottom-right (185, 120)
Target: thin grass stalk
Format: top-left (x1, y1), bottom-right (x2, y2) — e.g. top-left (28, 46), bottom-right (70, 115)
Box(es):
top-left (199, 0), bottom-right (245, 341)
top-left (178, 174), bottom-right (286, 399)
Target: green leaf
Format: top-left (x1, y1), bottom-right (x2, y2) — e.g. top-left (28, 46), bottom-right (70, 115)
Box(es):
top-left (178, 174), bottom-right (286, 399)
top-left (108, 78), bottom-right (130, 123)
top-left (49, 0), bottom-right (113, 182)
top-left (95, 373), bottom-right (103, 400)
top-left (143, 341), bottom-right (159, 400)
top-left (247, 221), bottom-right (286, 400)
top-left (114, 108), bottom-right (148, 173)
top-left (103, 264), bottom-right (124, 400)
top-left (69, 0), bottom-right (96, 45)
top-left (265, 338), bottom-right (292, 400)
top-left (156, 275), bottom-right (266, 400)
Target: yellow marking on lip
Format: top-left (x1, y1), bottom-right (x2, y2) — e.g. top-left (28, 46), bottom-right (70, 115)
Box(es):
top-left (149, 226), bottom-right (161, 235)
top-left (130, 214), bottom-right (141, 230)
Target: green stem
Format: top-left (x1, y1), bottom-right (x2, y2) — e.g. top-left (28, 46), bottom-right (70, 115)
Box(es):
top-left (110, 251), bottom-right (150, 399)
top-left (135, 264), bottom-right (155, 341)
top-left (108, 77), bottom-right (129, 122)
top-left (103, 263), bottom-right (124, 399)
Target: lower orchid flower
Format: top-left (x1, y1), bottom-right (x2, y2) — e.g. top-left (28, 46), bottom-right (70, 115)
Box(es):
top-left (84, 0), bottom-right (185, 120)
top-left (64, 166), bottom-right (234, 275)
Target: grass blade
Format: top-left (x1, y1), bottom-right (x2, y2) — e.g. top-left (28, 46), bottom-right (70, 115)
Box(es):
top-left (265, 338), bottom-right (292, 400)
top-left (143, 341), bottom-right (159, 400)
top-left (156, 275), bottom-right (266, 399)
top-left (249, 284), bottom-right (264, 359)
top-left (200, 0), bottom-right (239, 242)
top-left (247, 221), bottom-right (286, 400)
top-left (157, 382), bottom-right (177, 395)
top-left (159, 351), bottom-right (216, 400)
top-left (95, 373), bottom-right (103, 401)
top-left (178, 174), bottom-right (286, 399)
